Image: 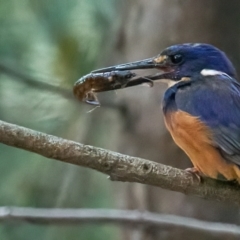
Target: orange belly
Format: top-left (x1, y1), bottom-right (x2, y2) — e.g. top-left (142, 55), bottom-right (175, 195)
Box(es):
top-left (164, 110), bottom-right (240, 181)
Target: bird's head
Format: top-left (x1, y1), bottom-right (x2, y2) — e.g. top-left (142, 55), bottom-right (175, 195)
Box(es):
top-left (93, 43), bottom-right (237, 85)
top-left (152, 43), bottom-right (237, 79)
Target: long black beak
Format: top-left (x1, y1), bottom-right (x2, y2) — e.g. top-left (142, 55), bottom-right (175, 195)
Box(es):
top-left (91, 58), bottom-right (157, 73)
top-left (74, 55), bottom-right (178, 106)
top-left (91, 56), bottom-right (177, 89)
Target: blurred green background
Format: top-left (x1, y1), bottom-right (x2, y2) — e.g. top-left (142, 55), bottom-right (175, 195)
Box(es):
top-left (0, 1), bottom-right (121, 239)
top-left (1, 1), bottom-right (240, 240)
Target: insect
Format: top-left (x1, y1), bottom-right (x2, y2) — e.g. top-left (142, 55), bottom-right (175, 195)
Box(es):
top-left (73, 70), bottom-right (136, 106)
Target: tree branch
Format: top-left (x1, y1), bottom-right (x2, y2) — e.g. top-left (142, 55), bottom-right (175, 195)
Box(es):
top-left (0, 120), bottom-right (240, 204)
top-left (0, 207), bottom-right (239, 238)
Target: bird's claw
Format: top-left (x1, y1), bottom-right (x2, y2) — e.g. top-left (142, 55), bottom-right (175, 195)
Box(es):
top-left (185, 167), bottom-right (202, 183)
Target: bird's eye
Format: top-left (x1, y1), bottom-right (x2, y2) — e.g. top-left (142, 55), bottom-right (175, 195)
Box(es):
top-left (170, 54), bottom-right (183, 64)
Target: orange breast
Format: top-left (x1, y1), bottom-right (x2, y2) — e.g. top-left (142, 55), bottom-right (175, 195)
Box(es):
top-left (164, 110), bottom-right (240, 181)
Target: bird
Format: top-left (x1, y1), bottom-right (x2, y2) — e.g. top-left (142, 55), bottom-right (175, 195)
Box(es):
top-left (93, 43), bottom-right (240, 183)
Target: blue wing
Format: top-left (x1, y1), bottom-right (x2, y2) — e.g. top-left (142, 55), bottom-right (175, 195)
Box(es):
top-left (175, 74), bottom-right (240, 166)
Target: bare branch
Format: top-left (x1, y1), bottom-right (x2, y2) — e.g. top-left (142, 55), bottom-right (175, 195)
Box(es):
top-left (0, 207), bottom-right (239, 238)
top-left (0, 120), bottom-right (240, 204)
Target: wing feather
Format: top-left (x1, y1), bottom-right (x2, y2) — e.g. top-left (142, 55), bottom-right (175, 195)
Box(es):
top-left (175, 74), bottom-right (240, 166)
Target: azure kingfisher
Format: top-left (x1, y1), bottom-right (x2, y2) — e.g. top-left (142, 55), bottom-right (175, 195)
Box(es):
top-left (93, 43), bottom-right (240, 182)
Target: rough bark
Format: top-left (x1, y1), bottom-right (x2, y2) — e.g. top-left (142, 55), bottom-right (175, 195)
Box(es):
top-left (0, 120), bottom-right (240, 205)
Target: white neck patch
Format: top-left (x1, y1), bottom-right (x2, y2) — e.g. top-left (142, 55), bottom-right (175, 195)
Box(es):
top-left (201, 69), bottom-right (231, 79)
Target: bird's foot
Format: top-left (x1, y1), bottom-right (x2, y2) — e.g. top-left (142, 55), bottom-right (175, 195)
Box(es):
top-left (185, 167), bottom-right (202, 183)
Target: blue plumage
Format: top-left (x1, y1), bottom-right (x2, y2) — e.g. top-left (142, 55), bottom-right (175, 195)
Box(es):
top-left (157, 44), bottom-right (240, 179)
top-left (92, 42), bottom-right (240, 181)
top-left (160, 43), bottom-right (237, 79)
top-left (164, 73), bottom-right (240, 166)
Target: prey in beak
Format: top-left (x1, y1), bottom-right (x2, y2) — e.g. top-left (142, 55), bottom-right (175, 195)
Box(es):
top-left (91, 54), bottom-right (181, 88)
top-left (73, 52), bottom-right (182, 105)
top-left (75, 43), bottom-right (235, 105)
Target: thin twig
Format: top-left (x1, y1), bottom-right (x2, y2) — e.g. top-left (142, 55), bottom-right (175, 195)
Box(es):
top-left (0, 120), bottom-right (240, 204)
top-left (0, 207), bottom-right (239, 237)
top-left (0, 62), bottom-right (73, 99)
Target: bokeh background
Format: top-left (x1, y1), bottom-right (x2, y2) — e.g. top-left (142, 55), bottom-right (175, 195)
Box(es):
top-left (1, 0), bottom-right (240, 239)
